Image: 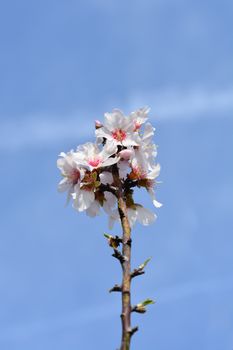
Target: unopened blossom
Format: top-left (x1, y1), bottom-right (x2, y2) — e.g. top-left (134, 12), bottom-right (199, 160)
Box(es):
top-left (95, 120), bottom-right (102, 129)
top-left (118, 148), bottom-right (134, 160)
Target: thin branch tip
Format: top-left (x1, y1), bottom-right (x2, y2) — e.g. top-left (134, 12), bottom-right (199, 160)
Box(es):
top-left (129, 326), bottom-right (139, 337)
top-left (109, 284), bottom-right (122, 293)
top-left (112, 249), bottom-right (125, 264)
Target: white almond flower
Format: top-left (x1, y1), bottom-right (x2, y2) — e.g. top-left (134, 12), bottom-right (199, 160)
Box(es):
top-left (130, 106), bottom-right (150, 131)
top-left (74, 141), bottom-right (119, 171)
top-left (108, 205), bottom-right (156, 228)
top-left (72, 185), bottom-right (95, 212)
top-left (95, 109), bottom-right (140, 147)
top-left (57, 151), bottom-right (85, 203)
top-left (129, 150), bottom-right (162, 208)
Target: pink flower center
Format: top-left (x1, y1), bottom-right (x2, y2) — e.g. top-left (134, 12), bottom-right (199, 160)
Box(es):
top-left (134, 121), bottom-right (141, 131)
top-left (70, 169), bottom-right (81, 183)
top-left (132, 166), bottom-right (146, 180)
top-left (112, 129), bottom-right (127, 142)
top-left (88, 158), bottom-right (101, 167)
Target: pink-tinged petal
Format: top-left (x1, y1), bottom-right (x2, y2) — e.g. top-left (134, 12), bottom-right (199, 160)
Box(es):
top-left (95, 120), bottom-right (102, 129)
top-left (88, 158), bottom-right (102, 168)
top-left (119, 149), bottom-right (133, 160)
top-left (99, 172), bottom-right (114, 185)
top-left (136, 206), bottom-right (157, 225)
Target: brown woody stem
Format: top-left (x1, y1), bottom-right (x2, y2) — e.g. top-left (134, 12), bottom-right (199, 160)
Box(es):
top-left (113, 165), bottom-right (136, 350)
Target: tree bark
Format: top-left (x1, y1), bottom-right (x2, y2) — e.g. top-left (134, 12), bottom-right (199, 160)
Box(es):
top-left (112, 165), bottom-right (132, 350)
top-left (118, 194), bottom-right (132, 350)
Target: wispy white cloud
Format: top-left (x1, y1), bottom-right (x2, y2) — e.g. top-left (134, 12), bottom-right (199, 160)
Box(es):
top-left (128, 86), bottom-right (233, 120)
top-left (1, 87), bottom-right (233, 151)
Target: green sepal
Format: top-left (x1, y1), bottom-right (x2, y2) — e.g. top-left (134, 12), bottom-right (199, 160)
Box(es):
top-left (134, 298), bottom-right (155, 313)
top-left (91, 171), bottom-right (98, 181)
top-left (138, 257), bottom-right (152, 271)
top-left (138, 299), bottom-right (155, 307)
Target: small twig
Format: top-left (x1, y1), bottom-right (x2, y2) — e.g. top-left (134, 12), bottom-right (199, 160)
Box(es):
top-left (104, 234), bottom-right (122, 249)
top-left (109, 284), bottom-right (122, 293)
top-left (129, 326), bottom-right (139, 337)
top-left (112, 249), bottom-right (125, 264)
top-left (131, 257), bottom-right (151, 279)
top-left (131, 306), bottom-right (146, 314)
top-left (123, 179), bottom-right (138, 190)
top-left (131, 269), bottom-right (145, 279)
top-left (99, 183), bottom-right (117, 195)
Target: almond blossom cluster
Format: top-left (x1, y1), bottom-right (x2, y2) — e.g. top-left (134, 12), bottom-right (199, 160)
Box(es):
top-left (57, 107), bottom-right (162, 228)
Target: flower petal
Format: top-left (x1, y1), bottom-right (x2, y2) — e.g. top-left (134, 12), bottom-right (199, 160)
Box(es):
top-left (136, 206), bottom-right (157, 225)
top-left (99, 172), bottom-right (114, 185)
top-left (73, 189), bottom-right (95, 212)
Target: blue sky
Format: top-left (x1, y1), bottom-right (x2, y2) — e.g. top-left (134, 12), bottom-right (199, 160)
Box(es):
top-left (0, 1), bottom-right (233, 349)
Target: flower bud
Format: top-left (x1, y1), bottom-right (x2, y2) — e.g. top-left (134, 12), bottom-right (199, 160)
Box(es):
top-left (95, 120), bottom-right (102, 129)
top-left (119, 149), bottom-right (133, 160)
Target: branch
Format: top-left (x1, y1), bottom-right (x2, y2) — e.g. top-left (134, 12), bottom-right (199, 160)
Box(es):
top-left (123, 179), bottom-right (138, 190)
top-left (131, 269), bottom-right (145, 279)
top-left (131, 257), bottom-right (151, 279)
top-left (131, 299), bottom-right (155, 314)
top-left (104, 234), bottom-right (122, 249)
top-left (129, 326), bottom-right (139, 337)
top-left (109, 284), bottom-right (122, 293)
top-left (112, 249), bottom-right (125, 264)
top-left (99, 183), bottom-right (117, 195)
